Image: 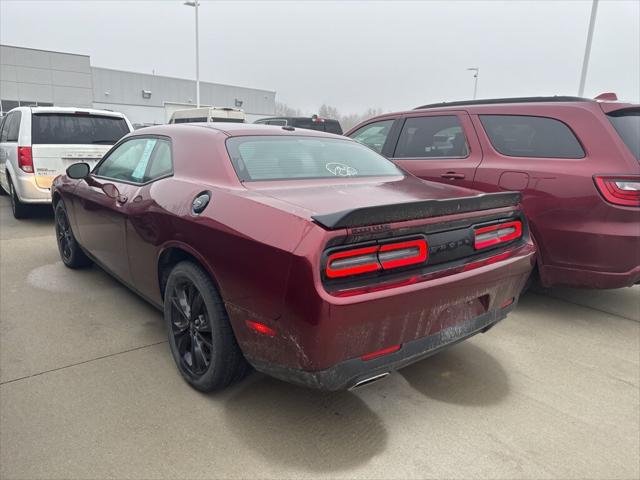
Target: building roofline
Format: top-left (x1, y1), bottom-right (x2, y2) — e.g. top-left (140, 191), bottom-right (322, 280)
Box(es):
top-left (91, 66), bottom-right (276, 95)
top-left (0, 43), bottom-right (90, 58)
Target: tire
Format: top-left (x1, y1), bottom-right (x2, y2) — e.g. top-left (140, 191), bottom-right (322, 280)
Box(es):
top-left (164, 261), bottom-right (249, 392)
top-left (8, 177), bottom-right (31, 219)
top-left (54, 200), bottom-right (92, 268)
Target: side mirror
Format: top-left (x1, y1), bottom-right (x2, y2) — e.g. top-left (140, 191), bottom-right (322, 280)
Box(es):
top-left (66, 162), bottom-right (90, 180)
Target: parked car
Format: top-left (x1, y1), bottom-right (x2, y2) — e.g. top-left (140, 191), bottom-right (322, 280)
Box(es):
top-left (346, 96), bottom-right (640, 289)
top-left (0, 107), bottom-right (133, 218)
top-left (51, 123), bottom-right (535, 392)
top-left (255, 115), bottom-right (343, 134)
top-left (168, 107), bottom-right (245, 124)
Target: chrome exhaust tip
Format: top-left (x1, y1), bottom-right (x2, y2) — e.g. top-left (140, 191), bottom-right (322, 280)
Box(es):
top-left (349, 372), bottom-right (390, 390)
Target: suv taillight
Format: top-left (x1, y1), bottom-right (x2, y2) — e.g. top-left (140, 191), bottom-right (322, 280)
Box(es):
top-left (474, 221), bottom-right (522, 250)
top-left (325, 238), bottom-right (428, 279)
top-left (18, 147), bottom-right (33, 173)
top-left (594, 176), bottom-right (640, 207)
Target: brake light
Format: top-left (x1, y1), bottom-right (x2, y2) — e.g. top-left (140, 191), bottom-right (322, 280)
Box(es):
top-left (474, 221), bottom-right (522, 250)
top-left (594, 176), bottom-right (640, 207)
top-left (378, 239), bottom-right (427, 269)
top-left (326, 246), bottom-right (381, 278)
top-left (325, 238), bottom-right (428, 279)
top-left (17, 146), bottom-right (33, 173)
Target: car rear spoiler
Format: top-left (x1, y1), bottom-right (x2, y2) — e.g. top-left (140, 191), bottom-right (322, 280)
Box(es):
top-left (311, 192), bottom-right (522, 230)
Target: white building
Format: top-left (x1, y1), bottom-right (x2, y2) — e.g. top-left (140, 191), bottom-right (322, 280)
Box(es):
top-left (0, 44), bottom-right (276, 125)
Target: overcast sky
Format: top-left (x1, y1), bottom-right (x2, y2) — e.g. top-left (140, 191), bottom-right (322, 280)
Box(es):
top-left (1, 0), bottom-right (639, 114)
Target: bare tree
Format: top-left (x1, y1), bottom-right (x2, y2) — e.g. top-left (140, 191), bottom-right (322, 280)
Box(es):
top-left (275, 102), bottom-right (303, 117)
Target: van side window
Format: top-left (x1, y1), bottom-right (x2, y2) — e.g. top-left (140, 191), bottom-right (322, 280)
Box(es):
top-left (350, 120), bottom-right (394, 154)
top-left (394, 116), bottom-right (469, 159)
top-left (480, 115), bottom-right (585, 159)
top-left (0, 116), bottom-right (8, 143)
top-left (5, 112), bottom-right (21, 142)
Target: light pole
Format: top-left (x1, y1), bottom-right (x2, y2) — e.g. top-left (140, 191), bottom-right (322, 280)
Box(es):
top-left (184, 1), bottom-right (200, 108)
top-left (578, 0), bottom-right (599, 97)
top-left (467, 67), bottom-right (479, 99)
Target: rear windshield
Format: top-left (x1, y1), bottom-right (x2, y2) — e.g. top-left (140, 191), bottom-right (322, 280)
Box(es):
top-left (608, 109), bottom-right (640, 161)
top-left (226, 136), bottom-right (402, 181)
top-left (32, 113), bottom-right (129, 145)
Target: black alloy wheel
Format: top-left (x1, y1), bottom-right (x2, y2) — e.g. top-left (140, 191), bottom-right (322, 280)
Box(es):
top-left (164, 261), bottom-right (249, 392)
top-left (169, 278), bottom-right (214, 377)
top-left (54, 201), bottom-right (91, 268)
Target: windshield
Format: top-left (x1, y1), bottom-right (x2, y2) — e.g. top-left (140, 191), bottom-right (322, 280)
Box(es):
top-left (608, 109), bottom-right (640, 161)
top-left (32, 113), bottom-right (130, 145)
top-left (226, 136), bottom-right (403, 181)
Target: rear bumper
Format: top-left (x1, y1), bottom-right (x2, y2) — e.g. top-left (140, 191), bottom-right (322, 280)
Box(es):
top-left (248, 302), bottom-right (513, 390)
top-left (13, 172), bottom-right (51, 203)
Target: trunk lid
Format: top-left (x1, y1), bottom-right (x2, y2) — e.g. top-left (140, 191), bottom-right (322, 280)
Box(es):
top-left (245, 175), bottom-right (482, 220)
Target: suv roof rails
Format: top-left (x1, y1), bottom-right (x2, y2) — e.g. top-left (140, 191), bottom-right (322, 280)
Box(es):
top-left (414, 96), bottom-right (592, 110)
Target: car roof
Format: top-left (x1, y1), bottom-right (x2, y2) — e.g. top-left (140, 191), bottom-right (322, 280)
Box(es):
top-left (138, 122), bottom-right (349, 139)
top-left (414, 96), bottom-right (592, 110)
top-left (26, 106), bottom-right (127, 117)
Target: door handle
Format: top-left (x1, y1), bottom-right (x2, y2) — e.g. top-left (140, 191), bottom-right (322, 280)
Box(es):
top-left (440, 172), bottom-right (465, 180)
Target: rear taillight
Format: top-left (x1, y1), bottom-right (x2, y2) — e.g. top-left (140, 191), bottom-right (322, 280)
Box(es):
top-left (325, 238), bottom-right (428, 279)
top-left (378, 239), bottom-right (427, 269)
top-left (594, 176), bottom-right (640, 207)
top-left (474, 221), bottom-right (522, 250)
top-left (326, 246), bottom-right (381, 278)
top-left (18, 147), bottom-right (33, 173)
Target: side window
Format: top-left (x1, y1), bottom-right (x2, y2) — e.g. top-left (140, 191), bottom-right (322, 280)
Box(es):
top-left (5, 112), bottom-right (21, 142)
top-left (146, 139), bottom-right (173, 180)
top-left (394, 116), bottom-right (468, 159)
top-left (349, 120), bottom-right (394, 154)
top-left (479, 115), bottom-right (585, 158)
top-left (94, 137), bottom-right (172, 183)
top-left (0, 115), bottom-right (8, 143)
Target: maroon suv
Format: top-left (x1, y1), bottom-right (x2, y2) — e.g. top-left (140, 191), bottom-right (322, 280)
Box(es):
top-left (347, 96), bottom-right (640, 289)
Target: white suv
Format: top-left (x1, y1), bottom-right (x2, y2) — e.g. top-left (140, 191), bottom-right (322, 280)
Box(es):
top-left (0, 107), bottom-right (133, 218)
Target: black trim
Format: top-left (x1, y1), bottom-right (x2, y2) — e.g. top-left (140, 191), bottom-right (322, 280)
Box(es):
top-left (414, 96), bottom-right (591, 110)
top-left (311, 191), bottom-right (522, 230)
top-left (246, 303), bottom-right (514, 390)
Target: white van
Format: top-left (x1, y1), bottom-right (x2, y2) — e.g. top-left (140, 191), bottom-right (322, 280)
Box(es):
top-left (168, 107), bottom-right (245, 124)
top-left (0, 107), bottom-right (133, 218)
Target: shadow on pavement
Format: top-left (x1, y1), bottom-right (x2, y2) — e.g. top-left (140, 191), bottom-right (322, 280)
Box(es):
top-left (223, 374), bottom-right (387, 472)
top-left (400, 342), bottom-right (509, 406)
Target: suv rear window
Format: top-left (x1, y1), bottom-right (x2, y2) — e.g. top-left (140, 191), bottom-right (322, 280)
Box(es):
top-left (607, 109), bottom-right (640, 160)
top-left (32, 113), bottom-right (129, 145)
top-left (479, 115), bottom-right (584, 159)
top-left (226, 136), bottom-right (402, 181)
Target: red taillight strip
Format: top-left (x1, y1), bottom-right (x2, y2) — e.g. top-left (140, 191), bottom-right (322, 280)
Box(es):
top-left (594, 176), bottom-right (640, 207)
top-left (378, 239), bottom-right (427, 269)
top-left (326, 238), bottom-right (428, 279)
top-left (474, 221), bottom-right (522, 250)
top-left (326, 246), bottom-right (381, 278)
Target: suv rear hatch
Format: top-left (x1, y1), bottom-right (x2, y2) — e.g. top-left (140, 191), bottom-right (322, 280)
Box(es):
top-left (30, 112), bottom-right (130, 189)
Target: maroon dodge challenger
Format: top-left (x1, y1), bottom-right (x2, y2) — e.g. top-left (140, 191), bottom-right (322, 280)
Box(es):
top-left (51, 123), bottom-right (535, 391)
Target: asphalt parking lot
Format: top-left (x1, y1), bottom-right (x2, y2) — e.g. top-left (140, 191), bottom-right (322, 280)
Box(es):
top-left (0, 195), bottom-right (638, 480)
